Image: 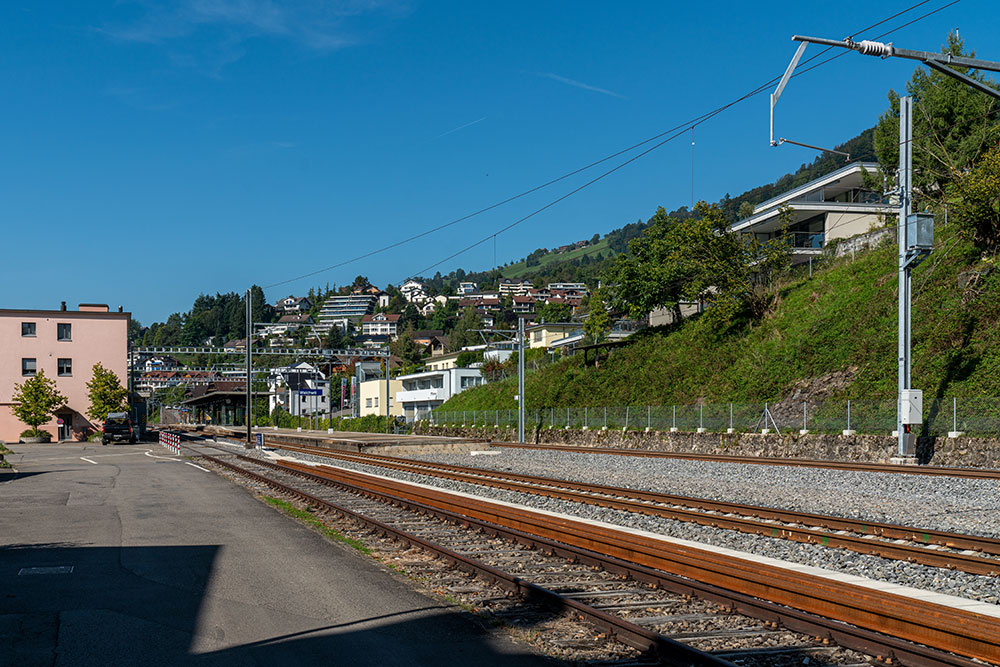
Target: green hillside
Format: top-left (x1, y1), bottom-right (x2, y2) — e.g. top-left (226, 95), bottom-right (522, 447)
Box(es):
top-left (502, 237), bottom-right (613, 278)
top-left (439, 229), bottom-right (1000, 413)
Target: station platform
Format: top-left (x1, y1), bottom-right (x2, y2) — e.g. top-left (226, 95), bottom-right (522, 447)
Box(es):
top-left (0, 442), bottom-right (549, 666)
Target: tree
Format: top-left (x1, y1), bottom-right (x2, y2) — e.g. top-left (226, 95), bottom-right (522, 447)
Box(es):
top-left (874, 32), bottom-right (1000, 199)
top-left (583, 293), bottom-right (611, 344)
top-left (390, 328), bottom-right (423, 364)
top-left (950, 145), bottom-right (1000, 252)
top-left (11, 370), bottom-right (66, 437)
top-left (737, 201), bottom-right (755, 220)
top-left (536, 301), bottom-right (572, 323)
top-left (606, 203), bottom-right (790, 328)
top-left (450, 306), bottom-right (482, 350)
top-left (86, 363), bottom-right (129, 423)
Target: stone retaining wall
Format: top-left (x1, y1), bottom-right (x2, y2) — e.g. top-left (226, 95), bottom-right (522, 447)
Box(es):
top-left (413, 424), bottom-right (999, 468)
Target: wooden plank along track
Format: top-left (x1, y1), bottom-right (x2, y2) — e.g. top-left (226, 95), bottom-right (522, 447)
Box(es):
top-left (262, 456), bottom-right (1000, 666)
top-left (265, 443), bottom-right (1000, 576)
top-left (203, 455), bottom-right (734, 667)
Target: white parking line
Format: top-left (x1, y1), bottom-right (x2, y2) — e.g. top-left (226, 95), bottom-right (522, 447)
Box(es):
top-left (184, 461), bottom-right (210, 472)
top-left (144, 450), bottom-right (180, 461)
top-left (80, 457), bottom-right (98, 465)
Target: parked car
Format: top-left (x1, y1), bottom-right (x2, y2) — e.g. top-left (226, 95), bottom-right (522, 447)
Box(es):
top-left (102, 412), bottom-right (137, 445)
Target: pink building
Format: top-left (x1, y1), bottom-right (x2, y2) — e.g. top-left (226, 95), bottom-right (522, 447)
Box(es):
top-left (1, 303), bottom-right (129, 442)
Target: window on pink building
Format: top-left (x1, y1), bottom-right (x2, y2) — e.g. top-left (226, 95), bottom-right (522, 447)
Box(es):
top-left (58, 359), bottom-right (72, 377)
top-left (22, 358), bottom-right (36, 376)
top-left (21, 322), bottom-right (36, 337)
top-left (57, 323), bottom-right (72, 341)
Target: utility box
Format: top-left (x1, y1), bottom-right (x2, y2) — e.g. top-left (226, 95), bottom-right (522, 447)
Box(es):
top-left (900, 389), bottom-right (923, 426)
top-left (906, 213), bottom-right (934, 252)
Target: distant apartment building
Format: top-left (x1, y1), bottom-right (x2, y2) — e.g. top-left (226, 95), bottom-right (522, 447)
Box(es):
top-left (457, 281), bottom-right (478, 295)
top-left (1, 303), bottom-right (129, 442)
top-left (498, 279), bottom-right (533, 296)
top-left (316, 293), bottom-right (376, 324)
top-left (547, 282), bottom-right (588, 292)
top-left (360, 313), bottom-right (401, 338)
top-left (395, 367), bottom-right (484, 422)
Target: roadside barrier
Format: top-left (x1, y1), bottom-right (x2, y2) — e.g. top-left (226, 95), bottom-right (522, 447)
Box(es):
top-left (159, 431), bottom-right (182, 454)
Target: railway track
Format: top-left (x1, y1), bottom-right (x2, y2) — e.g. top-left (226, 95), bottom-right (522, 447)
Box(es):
top-left (195, 443), bottom-right (997, 667)
top-left (491, 442), bottom-right (1000, 481)
top-left (256, 442), bottom-right (1000, 577)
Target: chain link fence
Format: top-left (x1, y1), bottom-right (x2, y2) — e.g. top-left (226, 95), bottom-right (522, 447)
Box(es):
top-left (431, 397), bottom-right (1000, 436)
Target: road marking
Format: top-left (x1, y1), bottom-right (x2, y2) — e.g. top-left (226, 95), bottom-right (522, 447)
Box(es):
top-left (144, 450), bottom-right (179, 461)
top-left (184, 461), bottom-right (210, 472)
top-left (19, 566), bottom-right (73, 575)
top-left (80, 457), bottom-right (98, 465)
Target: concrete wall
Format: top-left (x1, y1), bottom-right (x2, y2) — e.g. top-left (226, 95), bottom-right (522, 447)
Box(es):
top-left (825, 212), bottom-right (882, 242)
top-left (413, 424), bottom-right (1000, 468)
top-left (0, 307), bottom-right (129, 442)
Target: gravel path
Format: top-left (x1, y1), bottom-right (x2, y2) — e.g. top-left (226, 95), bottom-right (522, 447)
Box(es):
top-left (268, 446), bottom-right (1000, 606)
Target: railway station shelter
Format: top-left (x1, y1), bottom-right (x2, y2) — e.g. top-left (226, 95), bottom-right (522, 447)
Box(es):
top-left (180, 381), bottom-right (265, 426)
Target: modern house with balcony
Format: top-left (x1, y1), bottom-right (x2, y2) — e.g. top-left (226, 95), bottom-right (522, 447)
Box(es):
top-left (395, 367), bottom-right (483, 422)
top-left (730, 161), bottom-right (892, 264)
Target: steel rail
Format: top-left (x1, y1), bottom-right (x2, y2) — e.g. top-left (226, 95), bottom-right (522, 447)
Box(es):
top-left (265, 442), bottom-right (1000, 573)
top-left (490, 442), bottom-right (1000, 480)
top-left (263, 457), bottom-right (1000, 666)
top-left (220, 452), bottom-right (995, 667)
top-left (202, 454), bottom-right (733, 666)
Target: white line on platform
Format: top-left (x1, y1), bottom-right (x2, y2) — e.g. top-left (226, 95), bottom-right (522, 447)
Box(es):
top-left (184, 461), bottom-right (209, 472)
top-left (144, 450), bottom-right (179, 461)
top-left (80, 457), bottom-right (98, 465)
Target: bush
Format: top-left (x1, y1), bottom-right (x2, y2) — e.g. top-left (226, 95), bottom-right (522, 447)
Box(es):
top-left (19, 428), bottom-right (50, 440)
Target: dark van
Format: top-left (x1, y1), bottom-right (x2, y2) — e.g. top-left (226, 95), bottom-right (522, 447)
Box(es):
top-left (102, 412), bottom-right (137, 445)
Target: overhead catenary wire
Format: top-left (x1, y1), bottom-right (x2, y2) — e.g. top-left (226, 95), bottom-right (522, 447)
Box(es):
top-left (261, 0), bottom-right (957, 291)
top-left (401, 0), bottom-right (962, 283)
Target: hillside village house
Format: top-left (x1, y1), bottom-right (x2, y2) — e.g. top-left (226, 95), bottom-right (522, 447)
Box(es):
top-left (400, 279), bottom-right (428, 303)
top-left (730, 161), bottom-right (892, 264)
top-left (274, 295), bottom-right (312, 313)
top-left (1, 303), bottom-right (129, 442)
top-left (266, 362), bottom-right (330, 417)
top-left (361, 313), bottom-right (401, 338)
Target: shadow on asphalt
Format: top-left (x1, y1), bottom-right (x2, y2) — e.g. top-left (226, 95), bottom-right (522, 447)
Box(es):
top-left (0, 545), bottom-right (561, 666)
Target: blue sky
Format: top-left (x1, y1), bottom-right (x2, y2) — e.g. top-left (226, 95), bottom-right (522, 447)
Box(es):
top-left (2, 0), bottom-right (994, 324)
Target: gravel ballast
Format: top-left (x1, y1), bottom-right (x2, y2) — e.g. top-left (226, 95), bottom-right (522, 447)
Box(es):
top-left (264, 445), bottom-right (1000, 606)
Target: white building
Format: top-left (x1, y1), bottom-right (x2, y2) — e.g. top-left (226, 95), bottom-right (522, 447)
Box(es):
top-left (274, 295), bottom-right (312, 313)
top-left (267, 362), bottom-right (330, 417)
top-left (400, 279), bottom-right (428, 303)
top-left (547, 282), bottom-right (588, 292)
top-left (360, 312), bottom-right (401, 338)
top-left (457, 281), bottom-right (478, 295)
top-left (730, 161), bottom-right (892, 264)
top-left (498, 279), bottom-right (532, 296)
top-left (395, 367), bottom-right (484, 422)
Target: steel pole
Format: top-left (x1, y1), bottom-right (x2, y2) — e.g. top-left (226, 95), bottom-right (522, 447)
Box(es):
top-left (246, 288), bottom-right (253, 448)
top-left (898, 96), bottom-right (913, 458)
top-left (518, 317), bottom-right (525, 443)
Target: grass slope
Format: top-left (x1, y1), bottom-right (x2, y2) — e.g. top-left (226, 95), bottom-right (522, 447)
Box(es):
top-left (502, 238), bottom-right (612, 279)
top-left (442, 229), bottom-right (1000, 411)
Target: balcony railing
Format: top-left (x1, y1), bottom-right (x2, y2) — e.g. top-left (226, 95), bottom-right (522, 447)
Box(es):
top-left (788, 232), bottom-right (824, 249)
